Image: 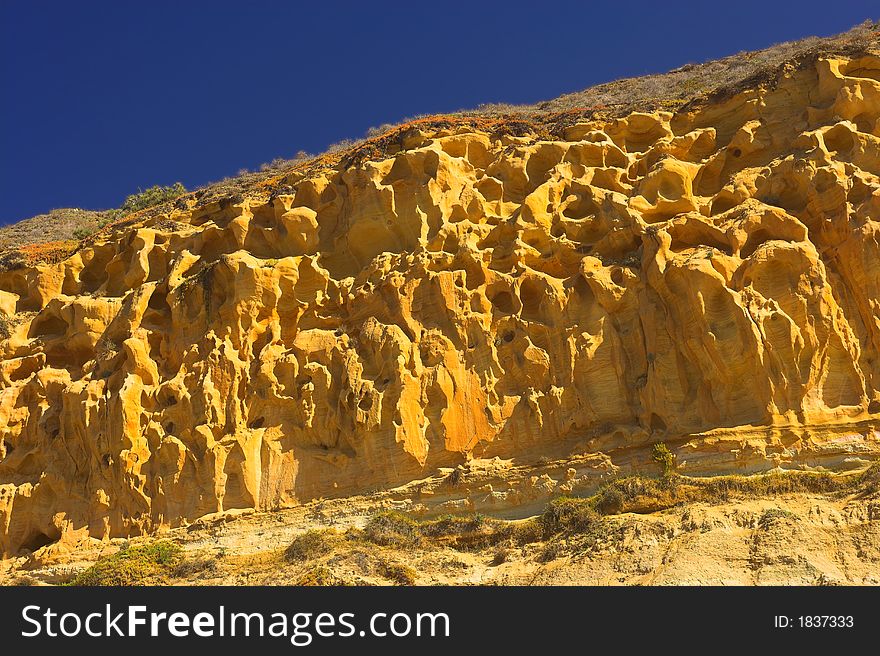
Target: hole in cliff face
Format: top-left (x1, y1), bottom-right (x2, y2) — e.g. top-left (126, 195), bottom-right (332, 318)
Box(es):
top-left (489, 290), bottom-right (516, 314)
top-left (740, 228), bottom-right (774, 259)
top-left (823, 124), bottom-right (856, 153)
top-left (571, 275), bottom-right (595, 304)
top-left (223, 470), bottom-right (251, 511)
top-left (143, 289), bottom-right (173, 334)
top-left (41, 413), bottom-right (60, 440)
top-left (148, 288), bottom-right (171, 312)
top-left (441, 233), bottom-right (460, 255)
top-left (730, 147), bottom-right (742, 158)
top-left (840, 58), bottom-right (880, 82)
top-left (358, 395), bottom-right (372, 411)
top-left (164, 422), bottom-right (175, 434)
top-left (146, 246), bottom-right (168, 282)
top-left (519, 279), bottom-right (544, 323)
top-left (248, 417), bottom-right (265, 429)
top-left (562, 190), bottom-right (600, 221)
top-left (9, 357), bottom-right (41, 382)
top-left (79, 245), bottom-right (116, 294)
top-left (710, 194), bottom-right (738, 216)
top-left (45, 344), bottom-right (91, 370)
top-left (610, 268), bottom-right (625, 286)
top-left (868, 400), bottom-right (880, 414)
top-left (463, 263), bottom-right (486, 291)
top-left (250, 202), bottom-right (276, 228)
top-left (848, 178), bottom-right (873, 205)
top-left (502, 331), bottom-right (515, 343)
top-left (852, 112), bottom-right (874, 135)
top-left (669, 225), bottom-right (733, 256)
top-left (20, 529), bottom-right (59, 553)
top-left (649, 413), bottom-right (667, 432)
top-left (28, 314), bottom-right (68, 339)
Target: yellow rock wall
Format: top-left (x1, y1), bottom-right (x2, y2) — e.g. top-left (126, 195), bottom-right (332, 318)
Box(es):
top-left (2, 55), bottom-right (880, 554)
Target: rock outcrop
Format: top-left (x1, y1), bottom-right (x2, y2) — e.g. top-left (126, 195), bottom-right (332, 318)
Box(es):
top-left (3, 54), bottom-right (880, 555)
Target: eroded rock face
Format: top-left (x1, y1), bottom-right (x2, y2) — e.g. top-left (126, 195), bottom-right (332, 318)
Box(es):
top-left (2, 55), bottom-right (880, 555)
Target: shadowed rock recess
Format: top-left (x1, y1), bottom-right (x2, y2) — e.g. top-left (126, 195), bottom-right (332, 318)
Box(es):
top-left (2, 55), bottom-right (880, 556)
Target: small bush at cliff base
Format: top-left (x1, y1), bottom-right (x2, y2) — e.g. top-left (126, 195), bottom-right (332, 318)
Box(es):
top-left (652, 442), bottom-right (676, 478)
top-left (491, 547), bottom-right (510, 565)
top-left (418, 514), bottom-right (488, 537)
top-left (284, 529), bottom-right (338, 562)
top-left (858, 462), bottom-right (880, 494)
top-left (68, 541), bottom-right (182, 586)
top-left (593, 476), bottom-right (678, 513)
top-left (417, 513), bottom-right (505, 549)
top-left (295, 566), bottom-right (344, 586)
top-left (362, 511), bottom-right (422, 547)
top-left (539, 497), bottom-right (601, 536)
top-left (377, 559), bottom-right (417, 585)
top-left (171, 556), bottom-right (218, 578)
top-left (758, 508), bottom-right (799, 529)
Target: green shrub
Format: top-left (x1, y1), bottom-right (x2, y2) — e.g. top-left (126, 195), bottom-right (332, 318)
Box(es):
top-left (537, 541), bottom-right (563, 562)
top-left (859, 462), bottom-right (880, 495)
top-left (378, 560), bottom-right (417, 585)
top-left (120, 183), bottom-right (186, 214)
top-left (362, 511), bottom-right (421, 547)
top-left (11, 576), bottom-right (36, 586)
top-left (758, 507), bottom-right (799, 529)
top-left (505, 520), bottom-right (541, 545)
top-left (419, 514), bottom-right (486, 537)
top-left (68, 541), bottom-right (182, 586)
top-left (597, 476), bottom-right (674, 512)
top-left (284, 529), bottom-right (337, 562)
top-left (539, 497), bottom-right (601, 535)
top-left (652, 442), bottom-right (676, 478)
top-left (700, 470), bottom-right (839, 499)
top-left (491, 547), bottom-right (510, 565)
top-left (360, 511), bottom-right (501, 550)
top-left (593, 484), bottom-right (625, 514)
top-left (171, 556), bottom-right (218, 578)
top-left (296, 566), bottom-right (342, 586)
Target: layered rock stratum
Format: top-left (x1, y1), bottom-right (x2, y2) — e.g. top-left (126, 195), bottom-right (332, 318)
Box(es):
top-left (2, 50), bottom-right (880, 558)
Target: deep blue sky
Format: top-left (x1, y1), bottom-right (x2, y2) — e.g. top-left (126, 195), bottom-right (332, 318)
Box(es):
top-left (1, 1), bottom-right (877, 224)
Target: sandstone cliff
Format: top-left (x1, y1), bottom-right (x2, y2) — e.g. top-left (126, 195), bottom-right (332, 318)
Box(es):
top-left (2, 53), bottom-right (880, 556)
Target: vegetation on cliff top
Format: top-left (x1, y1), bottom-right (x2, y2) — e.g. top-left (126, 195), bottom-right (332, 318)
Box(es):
top-left (0, 183), bottom-right (188, 261)
top-left (2, 20), bottom-right (877, 258)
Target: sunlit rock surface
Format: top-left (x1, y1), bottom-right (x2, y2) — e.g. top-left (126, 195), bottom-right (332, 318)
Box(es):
top-left (2, 55), bottom-right (880, 555)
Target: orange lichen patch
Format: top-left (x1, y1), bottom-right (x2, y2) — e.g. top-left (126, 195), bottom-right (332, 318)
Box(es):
top-left (17, 240), bottom-right (79, 266)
